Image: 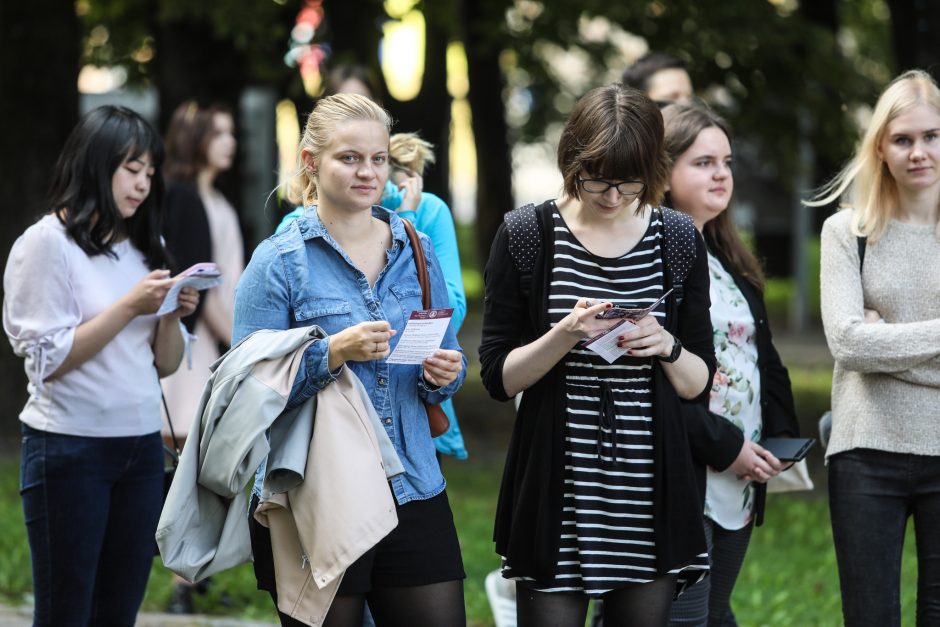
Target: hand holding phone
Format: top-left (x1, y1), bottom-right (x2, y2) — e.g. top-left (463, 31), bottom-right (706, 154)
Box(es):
top-left (759, 437), bottom-right (816, 462)
top-left (596, 288), bottom-right (673, 320)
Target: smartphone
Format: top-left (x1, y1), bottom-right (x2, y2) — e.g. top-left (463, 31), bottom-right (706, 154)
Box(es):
top-left (179, 262), bottom-right (221, 278)
top-left (595, 288), bottom-right (673, 320)
top-left (596, 306), bottom-right (647, 320)
top-left (759, 437), bottom-right (816, 462)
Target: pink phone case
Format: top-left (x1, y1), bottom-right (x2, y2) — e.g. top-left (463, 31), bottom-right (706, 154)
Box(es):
top-left (180, 262), bottom-right (219, 277)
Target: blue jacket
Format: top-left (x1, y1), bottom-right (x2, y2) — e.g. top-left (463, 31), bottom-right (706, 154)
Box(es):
top-left (277, 181), bottom-right (470, 459)
top-left (234, 206), bottom-right (466, 503)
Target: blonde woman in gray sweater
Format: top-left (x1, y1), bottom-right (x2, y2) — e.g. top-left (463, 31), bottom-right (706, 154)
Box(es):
top-left (812, 69), bottom-right (940, 627)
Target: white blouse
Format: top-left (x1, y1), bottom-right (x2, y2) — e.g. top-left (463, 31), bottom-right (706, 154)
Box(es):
top-left (703, 251), bottom-right (763, 531)
top-left (3, 215), bottom-right (163, 437)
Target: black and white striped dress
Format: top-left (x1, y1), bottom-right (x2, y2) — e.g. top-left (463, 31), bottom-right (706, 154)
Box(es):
top-left (504, 205), bottom-right (708, 596)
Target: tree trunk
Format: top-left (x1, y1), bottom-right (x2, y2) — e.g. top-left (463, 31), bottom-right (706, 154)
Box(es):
top-left (324, 0), bottom-right (453, 204)
top-left (0, 0), bottom-right (80, 440)
top-left (886, 0), bottom-right (940, 80)
top-left (153, 18), bottom-right (247, 132)
top-left (384, 0), bottom-right (452, 204)
top-left (799, 0), bottom-right (838, 31)
top-left (462, 0), bottom-right (514, 264)
top-left (322, 0), bottom-right (385, 92)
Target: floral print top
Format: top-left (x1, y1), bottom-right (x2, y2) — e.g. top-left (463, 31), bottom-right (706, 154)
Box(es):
top-left (703, 250), bottom-right (762, 530)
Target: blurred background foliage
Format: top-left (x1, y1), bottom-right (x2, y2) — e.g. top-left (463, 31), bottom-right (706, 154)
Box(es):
top-left (58, 0), bottom-right (910, 268)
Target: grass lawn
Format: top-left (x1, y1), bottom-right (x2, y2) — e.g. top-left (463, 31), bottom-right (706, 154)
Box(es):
top-left (0, 451), bottom-right (920, 626)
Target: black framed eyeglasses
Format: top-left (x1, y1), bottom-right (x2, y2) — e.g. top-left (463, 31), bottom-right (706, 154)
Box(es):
top-left (577, 176), bottom-right (645, 198)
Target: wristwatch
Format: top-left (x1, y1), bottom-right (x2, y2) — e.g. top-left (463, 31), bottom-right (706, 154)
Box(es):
top-left (658, 335), bottom-right (683, 363)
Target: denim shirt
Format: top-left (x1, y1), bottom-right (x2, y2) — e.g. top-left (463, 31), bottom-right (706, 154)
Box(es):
top-left (233, 206), bottom-right (466, 504)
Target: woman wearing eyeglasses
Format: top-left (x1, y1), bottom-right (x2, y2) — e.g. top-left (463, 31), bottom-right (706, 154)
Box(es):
top-left (479, 83), bottom-right (716, 627)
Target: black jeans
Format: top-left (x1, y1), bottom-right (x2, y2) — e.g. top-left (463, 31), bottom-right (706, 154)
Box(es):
top-left (829, 448), bottom-right (940, 627)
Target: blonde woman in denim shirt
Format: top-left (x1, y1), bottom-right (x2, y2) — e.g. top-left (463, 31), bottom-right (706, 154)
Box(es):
top-left (234, 93), bottom-right (468, 627)
top-left (276, 133), bottom-right (469, 460)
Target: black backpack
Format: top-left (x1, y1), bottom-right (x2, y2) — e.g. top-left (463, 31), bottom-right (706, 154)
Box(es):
top-left (504, 202), bottom-right (698, 304)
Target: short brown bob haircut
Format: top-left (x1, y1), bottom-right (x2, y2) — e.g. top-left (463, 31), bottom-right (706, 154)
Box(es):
top-left (557, 83), bottom-right (670, 212)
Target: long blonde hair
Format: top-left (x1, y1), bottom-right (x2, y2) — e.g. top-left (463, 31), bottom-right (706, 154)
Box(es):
top-left (287, 93), bottom-right (392, 207)
top-left (806, 69), bottom-right (940, 241)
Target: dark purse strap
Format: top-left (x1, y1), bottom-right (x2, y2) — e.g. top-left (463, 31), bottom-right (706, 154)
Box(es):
top-left (157, 363), bottom-right (181, 464)
top-left (161, 390), bottom-right (181, 462)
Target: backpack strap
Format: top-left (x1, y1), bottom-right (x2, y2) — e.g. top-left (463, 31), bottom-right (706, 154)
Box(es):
top-left (659, 207), bottom-right (697, 306)
top-left (504, 202), bottom-right (540, 297)
top-left (505, 203), bottom-right (699, 304)
top-left (857, 235), bottom-right (867, 273)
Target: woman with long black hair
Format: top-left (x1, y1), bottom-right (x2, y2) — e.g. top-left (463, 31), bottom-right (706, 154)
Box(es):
top-left (3, 105), bottom-right (198, 626)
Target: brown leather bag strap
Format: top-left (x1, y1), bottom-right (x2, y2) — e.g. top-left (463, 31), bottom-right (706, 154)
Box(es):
top-left (399, 217), bottom-right (451, 438)
top-left (401, 217), bottom-right (431, 309)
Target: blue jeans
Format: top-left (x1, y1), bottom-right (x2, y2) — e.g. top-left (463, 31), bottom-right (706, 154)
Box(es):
top-left (19, 424), bottom-right (164, 626)
top-left (829, 448), bottom-right (940, 627)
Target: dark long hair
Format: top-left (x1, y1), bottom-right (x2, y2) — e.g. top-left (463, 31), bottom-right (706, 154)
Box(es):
top-left (662, 103), bottom-right (765, 292)
top-left (48, 105), bottom-right (168, 269)
top-left (164, 100), bottom-right (233, 183)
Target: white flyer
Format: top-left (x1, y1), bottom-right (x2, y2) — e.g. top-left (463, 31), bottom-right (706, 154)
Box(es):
top-left (387, 308), bottom-right (454, 364)
top-left (582, 319), bottom-right (638, 364)
top-left (157, 263), bottom-right (224, 316)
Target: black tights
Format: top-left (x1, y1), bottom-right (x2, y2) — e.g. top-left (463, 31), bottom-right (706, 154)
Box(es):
top-left (517, 575), bottom-right (677, 627)
top-left (273, 579), bottom-right (466, 627)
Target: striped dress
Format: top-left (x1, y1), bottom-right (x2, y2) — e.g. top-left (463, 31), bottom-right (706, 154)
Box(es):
top-left (504, 205), bottom-right (708, 596)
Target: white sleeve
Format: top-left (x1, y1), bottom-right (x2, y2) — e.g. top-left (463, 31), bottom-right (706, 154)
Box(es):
top-left (2, 222), bottom-right (80, 388)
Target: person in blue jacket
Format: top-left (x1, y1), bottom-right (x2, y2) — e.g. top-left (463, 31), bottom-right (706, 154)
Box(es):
top-left (238, 92), bottom-right (467, 627)
top-left (277, 132), bottom-right (468, 460)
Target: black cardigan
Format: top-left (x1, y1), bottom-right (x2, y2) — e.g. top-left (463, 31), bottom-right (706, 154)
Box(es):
top-left (479, 201), bottom-right (718, 585)
top-left (162, 181), bottom-right (212, 333)
top-left (685, 237), bottom-right (799, 526)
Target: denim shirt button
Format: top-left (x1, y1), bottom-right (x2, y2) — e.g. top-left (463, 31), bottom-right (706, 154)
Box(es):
top-left (378, 377), bottom-right (387, 386)
top-left (384, 417), bottom-right (392, 425)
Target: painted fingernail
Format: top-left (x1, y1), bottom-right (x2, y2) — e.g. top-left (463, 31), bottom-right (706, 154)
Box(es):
top-left (626, 349), bottom-right (633, 355)
top-left (606, 303), bottom-right (612, 308)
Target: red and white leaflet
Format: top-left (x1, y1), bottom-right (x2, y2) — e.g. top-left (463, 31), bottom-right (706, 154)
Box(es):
top-left (387, 308), bottom-right (454, 364)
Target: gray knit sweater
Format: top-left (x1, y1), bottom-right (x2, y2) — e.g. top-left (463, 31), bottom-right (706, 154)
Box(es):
top-left (820, 209), bottom-right (940, 459)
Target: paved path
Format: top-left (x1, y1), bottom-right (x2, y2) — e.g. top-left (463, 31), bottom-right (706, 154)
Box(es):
top-left (0, 603), bottom-right (277, 626)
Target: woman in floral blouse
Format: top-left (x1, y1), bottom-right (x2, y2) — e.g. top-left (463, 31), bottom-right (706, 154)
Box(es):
top-left (661, 103), bottom-right (799, 626)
